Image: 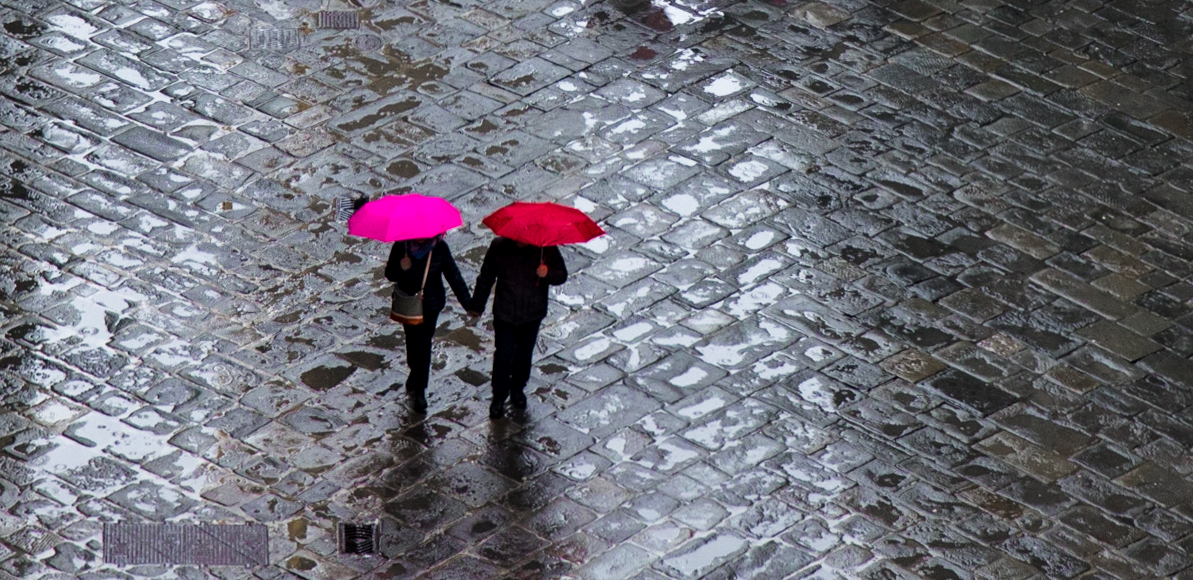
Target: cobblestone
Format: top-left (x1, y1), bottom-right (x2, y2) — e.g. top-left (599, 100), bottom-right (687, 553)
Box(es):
top-left (6, 0), bottom-right (1193, 577)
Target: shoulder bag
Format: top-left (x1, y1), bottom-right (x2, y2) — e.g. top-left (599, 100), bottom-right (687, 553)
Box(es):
top-left (389, 247), bottom-right (432, 325)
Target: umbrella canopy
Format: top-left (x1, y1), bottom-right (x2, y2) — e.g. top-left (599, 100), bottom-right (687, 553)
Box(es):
top-left (482, 202), bottom-right (605, 247)
top-left (347, 194), bottom-right (463, 242)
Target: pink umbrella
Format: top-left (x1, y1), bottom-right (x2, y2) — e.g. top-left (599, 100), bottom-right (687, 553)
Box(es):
top-left (347, 194), bottom-right (463, 242)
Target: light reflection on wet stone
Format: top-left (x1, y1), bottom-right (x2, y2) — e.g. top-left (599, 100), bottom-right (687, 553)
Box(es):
top-left (4, 0), bottom-right (1193, 577)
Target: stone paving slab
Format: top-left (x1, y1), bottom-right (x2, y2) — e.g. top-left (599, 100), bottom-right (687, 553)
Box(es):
top-left (7, 0), bottom-right (1193, 578)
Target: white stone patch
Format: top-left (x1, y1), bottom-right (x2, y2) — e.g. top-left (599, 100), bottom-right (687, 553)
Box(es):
top-left (658, 106), bottom-right (687, 121)
top-left (661, 193), bottom-right (699, 216)
top-left (797, 375), bottom-right (839, 411)
top-left (103, 252), bottom-right (144, 269)
top-left (669, 366), bottom-right (708, 388)
top-left (30, 401), bottom-right (85, 426)
top-left (726, 282), bottom-right (785, 319)
top-left (557, 459), bottom-right (598, 480)
top-left (662, 5), bottom-right (694, 24)
top-left (738, 259), bottom-right (784, 286)
top-left (573, 338), bottom-right (612, 361)
top-left (116, 332), bottom-right (160, 351)
top-left (696, 343), bottom-right (751, 368)
top-left (637, 414), bottom-right (666, 436)
top-left (43, 35), bottom-right (88, 53)
top-left (689, 126), bottom-right (735, 153)
top-left (676, 396), bottom-right (726, 420)
top-left (608, 256), bottom-right (649, 274)
top-left (113, 67), bottom-right (151, 89)
top-left (704, 75), bottom-right (745, 97)
top-left (671, 49), bottom-right (704, 71)
top-left (804, 344), bottom-right (838, 362)
top-left (653, 440), bottom-right (699, 471)
top-left (70, 241), bottom-right (101, 255)
top-left (610, 118), bottom-right (647, 135)
top-left (623, 88), bottom-right (648, 103)
top-left (52, 63), bottom-right (102, 87)
top-left (661, 536), bottom-right (746, 577)
top-left (85, 221), bottom-right (120, 236)
top-left (753, 356), bottom-right (801, 381)
top-left (603, 285), bottom-right (655, 318)
top-left (549, 4), bottom-right (576, 17)
top-left (728, 159), bottom-right (770, 182)
top-left (137, 214), bottom-right (170, 232)
top-left (650, 330), bottom-right (700, 348)
top-left (613, 322), bottom-right (654, 342)
top-left (745, 230), bottom-right (776, 250)
top-left (44, 296), bottom-right (112, 348)
top-left (579, 235), bottom-right (609, 254)
top-left (120, 236), bottom-right (163, 257)
top-left (604, 433), bottom-right (627, 458)
top-left (46, 13), bottom-right (99, 39)
top-left (257, 0), bottom-right (295, 19)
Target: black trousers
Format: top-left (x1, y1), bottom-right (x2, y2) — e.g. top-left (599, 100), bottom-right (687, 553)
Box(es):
top-left (491, 318), bottom-right (541, 403)
top-left (402, 310), bottom-right (440, 395)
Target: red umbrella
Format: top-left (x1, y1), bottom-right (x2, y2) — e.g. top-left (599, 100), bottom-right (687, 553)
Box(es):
top-left (347, 194), bottom-right (463, 242)
top-left (482, 202), bottom-right (605, 247)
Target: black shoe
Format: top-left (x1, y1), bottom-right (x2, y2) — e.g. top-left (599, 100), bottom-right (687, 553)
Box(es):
top-left (410, 393), bottom-right (428, 414)
top-left (510, 392), bottom-right (527, 409)
top-left (489, 400), bottom-right (505, 420)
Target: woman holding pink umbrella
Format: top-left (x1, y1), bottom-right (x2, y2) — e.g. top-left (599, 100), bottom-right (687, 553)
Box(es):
top-left (349, 194), bottom-right (471, 414)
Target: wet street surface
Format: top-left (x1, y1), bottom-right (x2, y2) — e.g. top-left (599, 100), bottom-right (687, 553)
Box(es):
top-left (4, 0), bottom-right (1193, 577)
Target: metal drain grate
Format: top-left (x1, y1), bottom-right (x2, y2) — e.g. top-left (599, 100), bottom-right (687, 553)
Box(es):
top-left (338, 523), bottom-right (377, 555)
top-left (335, 195), bottom-right (368, 221)
top-left (103, 523), bottom-right (268, 566)
top-left (318, 11), bottom-right (359, 29)
top-left (249, 28), bottom-right (302, 51)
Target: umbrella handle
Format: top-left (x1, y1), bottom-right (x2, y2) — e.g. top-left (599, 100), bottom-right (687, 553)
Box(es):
top-left (537, 247), bottom-right (544, 287)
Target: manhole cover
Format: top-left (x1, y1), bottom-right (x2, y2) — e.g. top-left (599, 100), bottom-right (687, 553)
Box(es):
top-left (103, 524), bottom-right (268, 566)
top-left (354, 34), bottom-right (382, 51)
top-left (249, 28), bottom-right (303, 51)
top-left (338, 523), bottom-right (377, 555)
top-left (318, 11), bottom-right (359, 29)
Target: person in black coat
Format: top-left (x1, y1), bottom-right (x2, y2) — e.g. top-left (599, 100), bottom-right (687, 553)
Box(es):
top-left (385, 236), bottom-right (471, 413)
top-left (468, 237), bottom-right (568, 419)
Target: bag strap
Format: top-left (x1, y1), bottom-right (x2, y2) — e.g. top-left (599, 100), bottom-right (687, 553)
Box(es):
top-left (418, 247), bottom-right (433, 295)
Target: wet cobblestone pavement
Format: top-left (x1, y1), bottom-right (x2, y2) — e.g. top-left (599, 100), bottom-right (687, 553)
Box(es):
top-left (4, 0), bottom-right (1193, 577)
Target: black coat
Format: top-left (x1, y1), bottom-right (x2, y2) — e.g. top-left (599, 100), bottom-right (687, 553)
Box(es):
top-left (470, 238), bottom-right (567, 324)
top-left (385, 240), bottom-right (471, 315)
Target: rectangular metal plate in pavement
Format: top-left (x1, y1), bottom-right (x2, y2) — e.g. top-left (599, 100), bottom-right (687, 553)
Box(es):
top-left (103, 523), bottom-right (268, 566)
top-left (318, 11), bottom-right (359, 29)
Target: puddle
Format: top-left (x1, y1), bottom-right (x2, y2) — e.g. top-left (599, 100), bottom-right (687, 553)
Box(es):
top-left (0, 178), bottom-right (32, 200)
top-left (630, 46), bottom-right (658, 60)
top-left (287, 556), bottom-right (317, 571)
top-left (386, 160), bottom-right (419, 178)
top-left (454, 368), bottom-right (488, 387)
top-left (300, 364), bottom-right (356, 391)
top-left (287, 519), bottom-right (307, 541)
top-left (336, 351), bottom-right (385, 371)
top-left (3, 19), bottom-right (45, 39)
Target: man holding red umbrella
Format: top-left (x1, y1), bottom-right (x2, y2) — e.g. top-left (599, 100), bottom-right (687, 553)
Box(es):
top-left (468, 202), bottom-right (604, 419)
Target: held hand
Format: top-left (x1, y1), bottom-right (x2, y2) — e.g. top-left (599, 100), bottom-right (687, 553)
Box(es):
top-left (536, 263), bottom-right (549, 278)
top-left (400, 256), bottom-right (412, 270)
